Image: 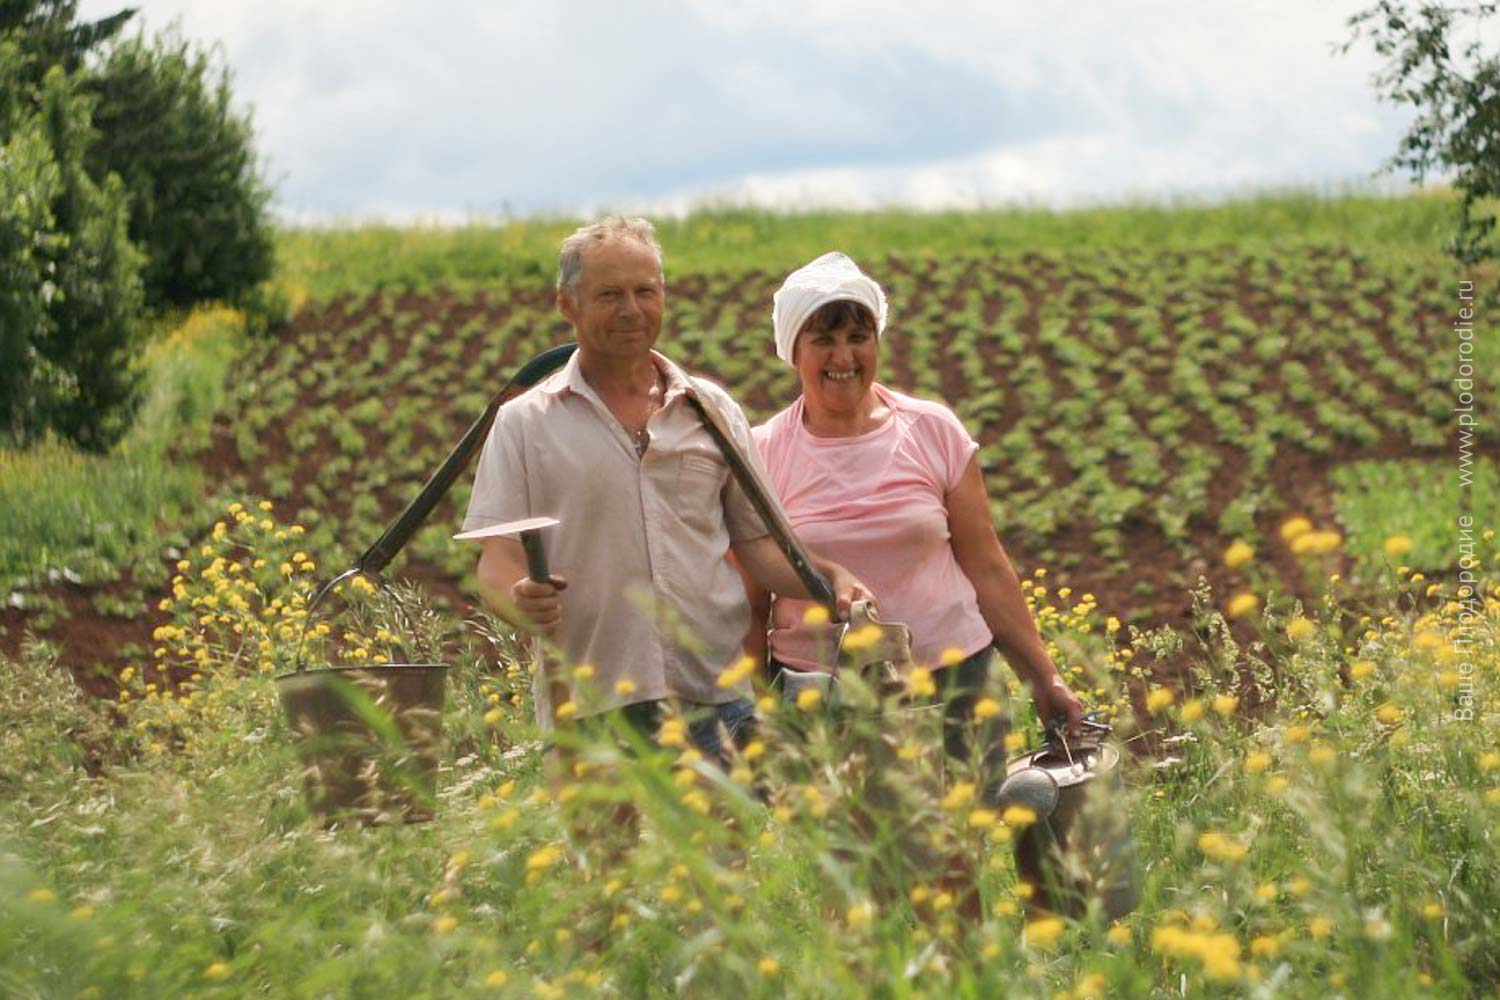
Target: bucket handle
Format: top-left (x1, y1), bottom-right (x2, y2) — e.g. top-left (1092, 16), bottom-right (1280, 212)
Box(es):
top-left (291, 568), bottom-right (409, 673)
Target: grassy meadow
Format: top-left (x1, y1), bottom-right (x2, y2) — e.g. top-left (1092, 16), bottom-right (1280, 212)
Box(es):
top-left (1, 191), bottom-right (1497, 997)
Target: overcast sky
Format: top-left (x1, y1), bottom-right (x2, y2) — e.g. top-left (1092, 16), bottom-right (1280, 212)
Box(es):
top-left (76, 0), bottom-right (1471, 222)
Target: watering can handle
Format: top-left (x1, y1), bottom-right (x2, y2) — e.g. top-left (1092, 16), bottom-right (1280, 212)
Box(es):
top-left (1044, 711), bottom-right (1112, 758)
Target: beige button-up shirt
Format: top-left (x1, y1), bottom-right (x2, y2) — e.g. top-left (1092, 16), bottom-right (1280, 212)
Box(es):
top-left (463, 349), bottom-right (770, 721)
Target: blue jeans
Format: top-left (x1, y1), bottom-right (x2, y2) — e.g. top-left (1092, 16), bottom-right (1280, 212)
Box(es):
top-left (585, 697), bottom-right (756, 768)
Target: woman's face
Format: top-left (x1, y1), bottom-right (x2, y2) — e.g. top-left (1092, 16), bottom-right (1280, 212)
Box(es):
top-left (793, 319), bottom-right (879, 414)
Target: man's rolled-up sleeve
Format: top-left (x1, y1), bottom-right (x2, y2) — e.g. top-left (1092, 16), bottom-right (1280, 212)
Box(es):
top-left (462, 407), bottom-right (530, 533)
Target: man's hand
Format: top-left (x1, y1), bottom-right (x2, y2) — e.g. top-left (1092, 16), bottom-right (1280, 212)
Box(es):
top-left (477, 536), bottom-right (569, 636)
top-left (511, 574), bottom-right (567, 636)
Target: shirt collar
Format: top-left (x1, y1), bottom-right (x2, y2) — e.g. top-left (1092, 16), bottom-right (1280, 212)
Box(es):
top-left (541, 347), bottom-right (694, 404)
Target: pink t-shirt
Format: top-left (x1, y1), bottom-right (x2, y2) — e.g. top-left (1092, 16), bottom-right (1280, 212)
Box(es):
top-left (752, 384), bottom-right (993, 672)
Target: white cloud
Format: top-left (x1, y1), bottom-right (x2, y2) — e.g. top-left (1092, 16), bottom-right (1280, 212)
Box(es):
top-left (76, 0), bottom-right (1428, 220)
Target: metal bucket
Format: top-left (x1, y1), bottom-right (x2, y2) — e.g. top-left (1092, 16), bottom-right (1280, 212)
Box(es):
top-left (991, 721), bottom-right (1139, 920)
top-left (276, 661), bottom-right (447, 824)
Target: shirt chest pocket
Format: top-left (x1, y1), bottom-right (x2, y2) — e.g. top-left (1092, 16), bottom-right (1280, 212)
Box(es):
top-left (674, 453), bottom-right (727, 531)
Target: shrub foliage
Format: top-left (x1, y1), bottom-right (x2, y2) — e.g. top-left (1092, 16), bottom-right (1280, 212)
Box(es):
top-left (0, 2), bottom-right (273, 449)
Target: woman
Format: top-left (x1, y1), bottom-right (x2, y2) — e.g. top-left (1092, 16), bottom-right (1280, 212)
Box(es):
top-left (745, 252), bottom-right (1084, 762)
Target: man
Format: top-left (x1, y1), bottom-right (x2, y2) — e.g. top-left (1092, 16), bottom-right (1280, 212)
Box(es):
top-left (465, 217), bottom-right (865, 762)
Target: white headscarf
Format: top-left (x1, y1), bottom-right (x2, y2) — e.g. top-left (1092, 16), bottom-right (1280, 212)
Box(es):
top-left (771, 252), bottom-right (888, 365)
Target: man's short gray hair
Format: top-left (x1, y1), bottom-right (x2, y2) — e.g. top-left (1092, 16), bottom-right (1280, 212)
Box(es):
top-left (556, 216), bottom-right (664, 298)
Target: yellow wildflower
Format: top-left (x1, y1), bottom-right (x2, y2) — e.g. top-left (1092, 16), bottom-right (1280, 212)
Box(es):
top-left (1280, 517), bottom-right (1312, 541)
top-left (908, 668), bottom-right (936, 698)
top-left (1286, 618), bottom-right (1317, 641)
top-left (1002, 805), bottom-right (1038, 829)
top-left (941, 782), bottom-right (975, 811)
top-left (1196, 831), bottom-right (1248, 862)
top-left (1383, 535), bottom-right (1413, 558)
top-left (1226, 592), bottom-right (1260, 619)
top-left (1025, 916), bottom-right (1066, 949)
top-left (1223, 540), bottom-right (1254, 568)
top-left (1212, 694), bottom-right (1239, 716)
top-left (967, 808), bottom-right (997, 830)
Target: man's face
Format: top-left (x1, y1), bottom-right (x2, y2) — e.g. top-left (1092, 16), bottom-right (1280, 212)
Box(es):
top-left (558, 239), bottom-right (665, 362)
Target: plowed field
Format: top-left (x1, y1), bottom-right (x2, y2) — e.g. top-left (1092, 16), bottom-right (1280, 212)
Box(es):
top-left (4, 244), bottom-right (1493, 692)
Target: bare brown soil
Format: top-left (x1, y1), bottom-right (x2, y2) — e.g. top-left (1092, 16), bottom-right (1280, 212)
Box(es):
top-left (4, 247), bottom-right (1489, 703)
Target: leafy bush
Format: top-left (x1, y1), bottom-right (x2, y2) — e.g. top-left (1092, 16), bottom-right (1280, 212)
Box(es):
top-left (0, 44), bottom-right (144, 451)
top-left (85, 26), bottom-right (274, 309)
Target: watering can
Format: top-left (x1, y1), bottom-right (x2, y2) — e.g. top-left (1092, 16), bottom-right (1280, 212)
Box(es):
top-left (988, 715), bottom-right (1140, 919)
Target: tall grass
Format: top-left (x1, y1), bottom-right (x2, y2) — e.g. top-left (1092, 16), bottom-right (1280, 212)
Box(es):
top-left (0, 307), bottom-right (244, 590)
top-left (2, 501), bottom-right (1495, 997)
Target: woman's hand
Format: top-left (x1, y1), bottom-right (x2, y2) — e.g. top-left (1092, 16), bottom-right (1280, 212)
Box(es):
top-left (819, 558), bottom-right (874, 621)
top-left (1031, 670), bottom-right (1086, 735)
top-left (730, 535), bottom-right (872, 621)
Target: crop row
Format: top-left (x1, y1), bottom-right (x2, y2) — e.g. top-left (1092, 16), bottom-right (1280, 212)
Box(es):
top-left (197, 244), bottom-right (1489, 625)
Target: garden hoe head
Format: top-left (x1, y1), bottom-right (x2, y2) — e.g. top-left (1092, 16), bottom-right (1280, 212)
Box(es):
top-left (454, 516), bottom-right (566, 726)
top-left (454, 516), bottom-right (560, 583)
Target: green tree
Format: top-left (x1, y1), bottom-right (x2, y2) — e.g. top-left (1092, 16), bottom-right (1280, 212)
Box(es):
top-left (0, 40), bottom-right (143, 450)
top-left (1346, 1), bottom-right (1500, 262)
top-left (86, 27), bottom-right (274, 308)
top-left (0, 0), bottom-right (134, 85)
